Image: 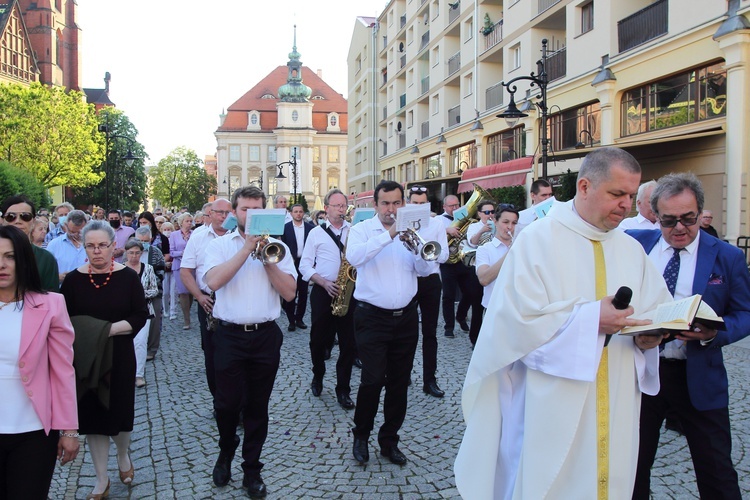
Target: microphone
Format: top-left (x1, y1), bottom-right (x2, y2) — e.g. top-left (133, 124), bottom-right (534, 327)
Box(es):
top-left (606, 286), bottom-right (632, 347)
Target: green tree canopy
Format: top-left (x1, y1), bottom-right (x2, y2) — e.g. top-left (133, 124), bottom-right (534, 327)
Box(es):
top-left (0, 160), bottom-right (51, 210)
top-left (148, 147), bottom-right (217, 212)
top-left (0, 82), bottom-right (105, 188)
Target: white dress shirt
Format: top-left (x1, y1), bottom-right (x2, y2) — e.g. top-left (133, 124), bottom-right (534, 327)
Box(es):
top-left (299, 222), bottom-right (350, 282)
top-left (181, 224), bottom-right (225, 294)
top-left (204, 231), bottom-right (297, 323)
top-left (346, 215), bottom-right (432, 309)
top-left (646, 230), bottom-right (700, 359)
top-left (292, 222), bottom-right (305, 258)
top-left (465, 220), bottom-right (494, 249)
top-left (475, 238), bottom-right (511, 308)
top-left (415, 216), bottom-right (449, 276)
top-left (618, 213), bottom-right (660, 231)
top-left (438, 212), bottom-right (454, 228)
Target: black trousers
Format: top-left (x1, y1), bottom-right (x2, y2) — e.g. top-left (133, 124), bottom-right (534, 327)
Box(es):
top-left (283, 259), bottom-right (308, 323)
top-left (633, 359), bottom-right (741, 500)
top-left (417, 273), bottom-right (441, 383)
top-left (147, 295), bottom-right (162, 356)
top-left (213, 322), bottom-right (283, 475)
top-left (439, 262), bottom-right (483, 343)
top-left (0, 429), bottom-right (58, 500)
top-left (309, 284), bottom-right (355, 395)
top-left (197, 296), bottom-right (216, 399)
top-left (352, 301), bottom-right (418, 449)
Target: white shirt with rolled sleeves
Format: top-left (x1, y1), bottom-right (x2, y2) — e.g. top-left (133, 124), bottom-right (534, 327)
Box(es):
top-left (204, 231), bottom-right (297, 324)
top-left (181, 224), bottom-right (224, 294)
top-left (299, 222), bottom-right (350, 282)
top-left (415, 216), bottom-right (449, 276)
top-left (346, 215), bottom-right (433, 309)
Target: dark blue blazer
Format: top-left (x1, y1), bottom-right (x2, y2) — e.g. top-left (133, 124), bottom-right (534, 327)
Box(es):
top-left (627, 229), bottom-right (750, 410)
top-left (281, 220), bottom-right (314, 262)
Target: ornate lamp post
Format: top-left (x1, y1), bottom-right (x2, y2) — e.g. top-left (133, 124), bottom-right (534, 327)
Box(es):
top-left (274, 147), bottom-right (299, 203)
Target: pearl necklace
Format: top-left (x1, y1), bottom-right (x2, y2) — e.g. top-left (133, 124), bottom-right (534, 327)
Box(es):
top-left (89, 261), bottom-right (115, 289)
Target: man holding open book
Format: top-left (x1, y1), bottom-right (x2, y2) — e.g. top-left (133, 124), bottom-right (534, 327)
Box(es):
top-left (627, 172), bottom-right (750, 500)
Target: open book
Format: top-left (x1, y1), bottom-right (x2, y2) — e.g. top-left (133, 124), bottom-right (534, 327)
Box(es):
top-left (620, 294), bottom-right (724, 336)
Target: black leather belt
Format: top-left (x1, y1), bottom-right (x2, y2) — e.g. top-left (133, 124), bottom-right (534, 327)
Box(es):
top-left (356, 298), bottom-right (417, 317)
top-left (660, 357), bottom-right (686, 364)
top-left (216, 320), bottom-right (274, 332)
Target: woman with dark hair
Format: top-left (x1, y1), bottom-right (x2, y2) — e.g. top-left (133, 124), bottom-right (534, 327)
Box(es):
top-left (137, 211), bottom-right (170, 256)
top-left (61, 221), bottom-right (148, 499)
top-left (0, 225), bottom-right (79, 499)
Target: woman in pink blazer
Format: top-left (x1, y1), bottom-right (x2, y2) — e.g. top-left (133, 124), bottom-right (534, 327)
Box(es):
top-left (0, 225), bottom-right (78, 499)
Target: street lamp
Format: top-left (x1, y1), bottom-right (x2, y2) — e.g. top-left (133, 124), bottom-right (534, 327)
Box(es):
top-left (98, 123), bottom-right (140, 211)
top-left (575, 130), bottom-right (594, 149)
top-left (275, 147), bottom-right (299, 203)
top-left (497, 39), bottom-right (551, 178)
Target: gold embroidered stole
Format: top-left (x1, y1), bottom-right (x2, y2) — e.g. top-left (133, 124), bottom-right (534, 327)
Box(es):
top-left (592, 240), bottom-right (609, 500)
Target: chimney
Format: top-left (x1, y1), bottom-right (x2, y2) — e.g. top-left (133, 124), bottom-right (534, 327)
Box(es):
top-left (317, 69), bottom-right (323, 79)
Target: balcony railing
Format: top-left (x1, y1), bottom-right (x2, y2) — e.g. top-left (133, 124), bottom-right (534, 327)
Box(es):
top-left (399, 134), bottom-right (406, 149)
top-left (420, 31), bottom-right (430, 51)
top-left (400, 54), bottom-right (406, 69)
top-left (482, 20), bottom-right (503, 53)
top-left (486, 81), bottom-right (503, 110)
top-left (448, 52), bottom-right (461, 77)
top-left (618, 0), bottom-right (668, 53)
top-left (449, 4), bottom-right (460, 24)
top-left (421, 121), bottom-right (430, 139)
top-left (448, 105), bottom-right (461, 126)
top-left (383, 105), bottom-right (387, 121)
top-left (400, 14), bottom-right (406, 29)
top-left (546, 46), bottom-right (566, 82)
top-left (421, 76), bottom-right (430, 95)
top-left (381, 69), bottom-right (388, 87)
top-left (399, 93), bottom-right (406, 109)
top-left (538, 0), bottom-right (562, 14)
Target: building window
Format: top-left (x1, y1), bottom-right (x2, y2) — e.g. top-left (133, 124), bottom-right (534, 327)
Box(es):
top-left (448, 142), bottom-right (478, 174)
top-left (229, 145), bottom-right (241, 162)
top-left (249, 146), bottom-right (260, 161)
top-left (464, 18), bottom-right (474, 42)
top-left (487, 127), bottom-right (526, 165)
top-left (580, 1), bottom-right (594, 34)
top-left (250, 113), bottom-right (258, 125)
top-left (463, 73), bottom-right (473, 97)
top-left (313, 147), bottom-right (321, 162)
top-left (548, 102), bottom-right (601, 151)
top-left (620, 62), bottom-right (727, 137)
top-left (422, 153), bottom-right (441, 179)
top-left (511, 44), bottom-right (521, 70)
top-left (328, 147), bottom-right (339, 163)
top-left (432, 46), bottom-right (440, 68)
top-left (268, 146), bottom-right (277, 162)
top-left (432, 94), bottom-right (440, 115)
top-left (292, 110), bottom-right (299, 122)
top-left (330, 114), bottom-right (338, 126)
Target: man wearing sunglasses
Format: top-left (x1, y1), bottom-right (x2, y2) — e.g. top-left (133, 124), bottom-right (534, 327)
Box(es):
top-left (0, 195), bottom-right (60, 292)
top-left (627, 173), bottom-right (750, 500)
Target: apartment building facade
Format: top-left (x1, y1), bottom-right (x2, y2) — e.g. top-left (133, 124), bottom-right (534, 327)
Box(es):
top-left (349, 0), bottom-right (748, 240)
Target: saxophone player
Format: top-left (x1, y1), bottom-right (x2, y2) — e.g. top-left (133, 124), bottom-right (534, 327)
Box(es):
top-left (346, 181), bottom-right (434, 466)
top-left (299, 189), bottom-right (357, 410)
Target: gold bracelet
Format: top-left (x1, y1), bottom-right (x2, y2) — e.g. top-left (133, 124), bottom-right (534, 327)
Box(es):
top-left (61, 432), bottom-right (80, 438)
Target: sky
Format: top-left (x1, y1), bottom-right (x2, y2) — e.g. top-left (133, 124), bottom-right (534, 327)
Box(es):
top-left (77, 0), bottom-right (387, 166)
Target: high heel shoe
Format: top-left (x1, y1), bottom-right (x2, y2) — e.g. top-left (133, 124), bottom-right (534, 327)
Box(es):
top-left (86, 479), bottom-right (110, 499)
top-left (119, 454), bottom-right (134, 484)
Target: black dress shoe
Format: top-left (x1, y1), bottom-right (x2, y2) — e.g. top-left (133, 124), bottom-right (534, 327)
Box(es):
top-left (353, 437), bottom-right (369, 463)
top-left (353, 358), bottom-right (363, 369)
top-left (287, 323), bottom-right (296, 332)
top-left (444, 329), bottom-right (455, 338)
top-left (337, 392), bottom-right (355, 410)
top-left (212, 435), bottom-right (240, 486)
top-left (380, 445), bottom-right (407, 465)
top-left (457, 318), bottom-right (470, 332)
top-left (423, 380), bottom-right (445, 398)
top-left (665, 417), bottom-right (685, 435)
top-left (296, 320), bottom-right (308, 329)
top-left (243, 474), bottom-right (267, 498)
top-left (310, 378), bottom-right (323, 397)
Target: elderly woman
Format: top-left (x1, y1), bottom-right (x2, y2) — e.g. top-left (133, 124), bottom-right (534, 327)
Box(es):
top-left (134, 227), bottom-right (165, 362)
top-left (0, 225), bottom-right (79, 499)
top-left (60, 221), bottom-right (148, 499)
top-left (168, 213), bottom-right (193, 329)
top-left (137, 211), bottom-right (170, 255)
top-left (31, 216), bottom-right (50, 247)
top-left (123, 239), bottom-right (158, 388)
top-left (160, 221), bottom-right (177, 320)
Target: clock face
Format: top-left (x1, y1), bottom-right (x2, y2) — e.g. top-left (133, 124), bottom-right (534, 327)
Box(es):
top-left (292, 110), bottom-right (299, 122)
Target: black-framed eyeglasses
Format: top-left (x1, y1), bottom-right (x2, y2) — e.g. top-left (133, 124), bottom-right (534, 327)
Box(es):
top-left (498, 203), bottom-right (516, 211)
top-left (659, 215), bottom-right (698, 228)
top-left (4, 212), bottom-right (34, 223)
top-left (410, 186), bottom-right (428, 193)
top-left (85, 242), bottom-right (113, 252)
top-left (479, 210), bottom-right (496, 215)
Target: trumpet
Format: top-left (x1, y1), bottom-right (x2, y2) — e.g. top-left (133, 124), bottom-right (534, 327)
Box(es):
top-left (251, 234), bottom-right (286, 264)
top-left (391, 216), bottom-right (441, 261)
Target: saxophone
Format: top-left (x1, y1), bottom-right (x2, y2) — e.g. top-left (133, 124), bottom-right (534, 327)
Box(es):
top-left (330, 222), bottom-right (357, 317)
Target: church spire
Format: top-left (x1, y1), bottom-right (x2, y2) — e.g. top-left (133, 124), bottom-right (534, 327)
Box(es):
top-left (278, 25), bottom-right (312, 103)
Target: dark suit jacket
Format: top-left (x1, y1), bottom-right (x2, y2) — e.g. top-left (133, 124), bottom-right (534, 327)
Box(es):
top-left (627, 229), bottom-right (750, 410)
top-left (281, 220), bottom-right (314, 263)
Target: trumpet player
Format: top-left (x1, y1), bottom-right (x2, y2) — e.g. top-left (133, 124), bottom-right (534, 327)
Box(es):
top-left (475, 204), bottom-right (519, 316)
top-left (407, 185), bottom-right (449, 398)
top-left (299, 189), bottom-right (357, 410)
top-left (347, 181), bottom-right (434, 466)
top-left (203, 186), bottom-right (296, 498)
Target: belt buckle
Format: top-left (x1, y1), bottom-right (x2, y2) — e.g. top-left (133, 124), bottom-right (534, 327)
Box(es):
top-left (393, 310), bottom-right (403, 317)
top-left (243, 323), bottom-right (257, 332)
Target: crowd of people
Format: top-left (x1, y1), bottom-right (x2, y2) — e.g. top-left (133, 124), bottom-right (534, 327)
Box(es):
top-left (1, 146), bottom-right (748, 500)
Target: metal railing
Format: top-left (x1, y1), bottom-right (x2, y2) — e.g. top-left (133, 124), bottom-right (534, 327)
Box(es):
top-left (448, 52), bottom-right (461, 77)
top-left (400, 14), bottom-right (406, 29)
top-left (420, 31), bottom-right (430, 51)
top-left (383, 105), bottom-right (387, 121)
top-left (546, 46), bottom-right (566, 82)
top-left (538, 0), bottom-right (562, 14)
top-left (486, 82), bottom-right (503, 110)
top-left (400, 93), bottom-right (406, 109)
top-left (421, 121), bottom-right (430, 139)
top-left (449, 4), bottom-right (460, 24)
top-left (399, 134), bottom-right (406, 149)
top-left (618, 0), bottom-right (668, 53)
top-left (448, 105), bottom-right (461, 126)
top-left (482, 20), bottom-right (503, 53)
top-left (421, 76), bottom-right (430, 95)
top-left (400, 54), bottom-right (406, 69)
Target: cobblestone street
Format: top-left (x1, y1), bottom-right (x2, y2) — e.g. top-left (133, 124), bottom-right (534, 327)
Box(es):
top-left (50, 304), bottom-right (750, 499)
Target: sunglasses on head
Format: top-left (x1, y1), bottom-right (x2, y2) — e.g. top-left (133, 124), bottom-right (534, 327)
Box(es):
top-left (498, 203), bottom-right (516, 211)
top-left (4, 212), bottom-right (34, 223)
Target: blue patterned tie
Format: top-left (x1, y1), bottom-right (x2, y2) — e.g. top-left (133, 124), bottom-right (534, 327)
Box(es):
top-left (663, 247), bottom-right (681, 297)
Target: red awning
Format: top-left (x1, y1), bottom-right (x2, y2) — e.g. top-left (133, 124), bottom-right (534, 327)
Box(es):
top-left (457, 157), bottom-right (533, 194)
top-left (349, 190), bottom-right (375, 207)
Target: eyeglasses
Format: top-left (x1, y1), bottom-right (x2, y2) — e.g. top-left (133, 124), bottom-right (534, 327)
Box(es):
top-left (3, 212), bottom-right (34, 223)
top-left (212, 210), bottom-right (231, 216)
top-left (328, 204), bottom-right (347, 210)
top-left (479, 210), bottom-right (496, 215)
top-left (659, 214), bottom-right (698, 228)
top-left (410, 186), bottom-right (427, 193)
top-left (445, 203), bottom-right (460, 209)
top-left (85, 242), bottom-right (113, 252)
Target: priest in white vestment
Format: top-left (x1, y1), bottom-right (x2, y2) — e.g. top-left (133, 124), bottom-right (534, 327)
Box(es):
top-left (454, 148), bottom-right (673, 500)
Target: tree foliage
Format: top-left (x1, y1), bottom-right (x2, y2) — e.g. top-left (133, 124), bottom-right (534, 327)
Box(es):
top-left (0, 82), bottom-right (105, 188)
top-left (488, 185), bottom-right (527, 209)
top-left (70, 108), bottom-right (148, 211)
top-left (148, 147), bottom-right (217, 212)
top-left (0, 160), bottom-right (51, 210)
